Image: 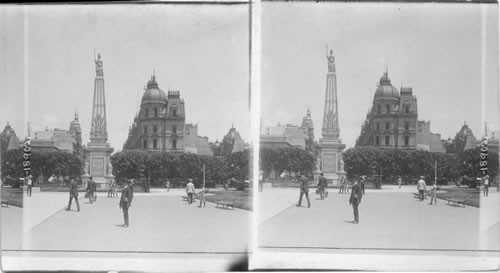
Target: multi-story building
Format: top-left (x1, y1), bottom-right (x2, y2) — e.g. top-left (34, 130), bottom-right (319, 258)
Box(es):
top-left (30, 114), bottom-right (83, 154)
top-left (260, 109), bottom-right (314, 150)
top-left (123, 74), bottom-right (211, 154)
top-left (0, 123), bottom-right (21, 156)
top-left (356, 71), bottom-right (418, 149)
top-left (416, 121), bottom-right (446, 153)
top-left (124, 74), bottom-right (186, 151)
top-left (219, 126), bottom-right (246, 156)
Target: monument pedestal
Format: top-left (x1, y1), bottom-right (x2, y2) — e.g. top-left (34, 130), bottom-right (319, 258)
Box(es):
top-left (319, 138), bottom-right (345, 188)
top-left (85, 142), bottom-right (113, 191)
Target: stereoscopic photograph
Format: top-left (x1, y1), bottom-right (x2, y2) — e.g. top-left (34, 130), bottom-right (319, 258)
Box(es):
top-left (254, 1), bottom-right (499, 271)
top-left (0, 3), bottom-right (250, 272)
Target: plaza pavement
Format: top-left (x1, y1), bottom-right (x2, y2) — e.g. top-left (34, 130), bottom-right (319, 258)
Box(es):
top-left (255, 184), bottom-right (500, 271)
top-left (1, 187), bottom-right (250, 272)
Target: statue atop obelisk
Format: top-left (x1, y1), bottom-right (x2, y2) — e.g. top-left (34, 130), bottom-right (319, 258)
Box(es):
top-left (318, 47), bottom-right (345, 186)
top-left (84, 53), bottom-right (114, 190)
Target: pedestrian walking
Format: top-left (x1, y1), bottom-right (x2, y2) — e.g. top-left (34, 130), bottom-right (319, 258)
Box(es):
top-left (483, 175), bottom-right (489, 197)
top-left (397, 176), bottom-right (402, 189)
top-left (66, 179), bottom-right (80, 212)
top-left (26, 175), bottom-right (33, 197)
top-left (119, 179), bottom-right (134, 227)
top-left (360, 175), bottom-right (366, 194)
top-left (349, 178), bottom-right (363, 224)
top-left (417, 176), bottom-right (426, 201)
top-left (428, 182), bottom-right (437, 205)
top-left (198, 187), bottom-right (206, 208)
top-left (107, 179), bottom-right (113, 197)
top-left (339, 177), bottom-right (344, 194)
top-left (112, 179), bottom-right (118, 197)
top-left (297, 174), bottom-right (311, 208)
top-left (87, 177), bottom-right (96, 204)
top-left (318, 173), bottom-right (327, 200)
top-left (166, 179), bottom-right (170, 192)
top-left (186, 179), bottom-right (195, 204)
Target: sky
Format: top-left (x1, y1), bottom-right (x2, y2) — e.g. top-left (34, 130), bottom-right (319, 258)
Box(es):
top-left (261, 2), bottom-right (499, 149)
top-left (0, 4), bottom-right (249, 151)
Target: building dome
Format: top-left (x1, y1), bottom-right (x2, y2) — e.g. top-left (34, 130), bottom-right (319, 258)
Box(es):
top-left (374, 72), bottom-right (399, 100)
top-left (141, 75), bottom-right (167, 104)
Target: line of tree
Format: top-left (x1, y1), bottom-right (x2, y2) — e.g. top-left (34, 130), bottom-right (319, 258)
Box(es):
top-left (260, 146), bottom-right (315, 178)
top-left (342, 146), bottom-right (498, 182)
top-left (110, 149), bottom-right (250, 186)
top-left (1, 148), bottom-right (250, 187)
top-left (1, 148), bottom-right (83, 183)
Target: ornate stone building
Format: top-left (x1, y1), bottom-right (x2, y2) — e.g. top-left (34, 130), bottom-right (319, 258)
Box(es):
top-left (356, 71), bottom-right (418, 149)
top-left (124, 74), bottom-right (186, 151)
top-left (123, 73), bottom-right (212, 155)
top-left (301, 107), bottom-right (315, 151)
top-left (0, 123), bottom-right (21, 156)
top-left (260, 108), bottom-right (313, 150)
top-left (30, 113), bottom-right (83, 154)
top-left (220, 126), bottom-right (245, 156)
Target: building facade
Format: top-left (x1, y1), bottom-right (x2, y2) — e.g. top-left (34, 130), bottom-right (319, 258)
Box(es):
top-left (30, 113), bottom-right (83, 154)
top-left (0, 123), bottom-right (21, 156)
top-left (220, 126), bottom-right (245, 155)
top-left (356, 71), bottom-right (418, 149)
top-left (416, 121), bottom-right (446, 153)
top-left (123, 74), bottom-right (211, 155)
top-left (124, 74), bottom-right (186, 151)
top-left (260, 109), bottom-right (314, 150)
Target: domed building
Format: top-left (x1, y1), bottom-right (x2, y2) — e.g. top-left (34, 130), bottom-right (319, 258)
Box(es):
top-left (356, 70), bottom-right (418, 149)
top-left (123, 73), bottom-right (212, 155)
top-left (123, 74), bottom-right (186, 151)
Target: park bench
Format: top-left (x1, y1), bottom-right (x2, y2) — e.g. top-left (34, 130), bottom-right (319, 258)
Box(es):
top-left (447, 193), bottom-right (467, 207)
top-left (215, 196), bottom-right (239, 210)
top-left (1, 193), bottom-right (13, 208)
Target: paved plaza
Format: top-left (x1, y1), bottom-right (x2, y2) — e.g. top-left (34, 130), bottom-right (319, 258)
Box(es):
top-left (1, 187), bottom-right (250, 272)
top-left (255, 184), bottom-right (500, 271)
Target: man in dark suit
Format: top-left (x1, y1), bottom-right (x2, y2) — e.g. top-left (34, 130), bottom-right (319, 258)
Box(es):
top-left (87, 177), bottom-right (97, 204)
top-left (318, 173), bottom-right (327, 200)
top-left (120, 179), bottom-right (134, 227)
top-left (66, 179), bottom-right (80, 212)
top-left (349, 178), bottom-right (363, 224)
top-left (297, 174), bottom-right (311, 208)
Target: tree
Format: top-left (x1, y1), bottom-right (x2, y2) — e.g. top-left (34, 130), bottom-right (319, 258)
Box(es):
top-left (343, 147), bottom-right (467, 183)
top-left (260, 147), bottom-right (314, 178)
top-left (456, 147), bottom-right (498, 179)
top-left (2, 148), bottom-right (83, 182)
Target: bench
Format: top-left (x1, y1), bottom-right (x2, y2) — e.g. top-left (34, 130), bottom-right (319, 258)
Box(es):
top-left (1, 193), bottom-right (13, 207)
top-left (447, 194), bottom-right (467, 207)
top-left (215, 196), bottom-right (238, 210)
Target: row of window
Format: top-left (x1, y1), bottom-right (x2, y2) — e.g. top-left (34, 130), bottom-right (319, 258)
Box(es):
top-left (143, 125), bottom-right (178, 134)
top-left (143, 139), bottom-right (177, 149)
top-left (144, 107), bottom-right (178, 118)
top-left (375, 121), bottom-right (412, 130)
top-left (375, 135), bottom-right (410, 146)
top-left (376, 104), bottom-right (411, 114)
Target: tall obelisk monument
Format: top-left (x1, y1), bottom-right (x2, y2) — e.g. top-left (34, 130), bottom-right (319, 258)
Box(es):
top-left (318, 48), bottom-right (345, 186)
top-left (84, 53), bottom-right (114, 190)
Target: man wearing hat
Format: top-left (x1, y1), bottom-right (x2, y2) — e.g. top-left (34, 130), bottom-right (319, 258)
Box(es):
top-left (296, 174), bottom-right (311, 208)
top-left (349, 178), bottom-right (363, 223)
top-left (186, 179), bottom-right (195, 204)
top-left (417, 176), bottom-right (426, 202)
top-left (120, 179), bottom-right (134, 227)
top-left (26, 174), bottom-right (33, 197)
top-left (66, 178), bottom-right (80, 212)
top-left (87, 177), bottom-right (97, 204)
